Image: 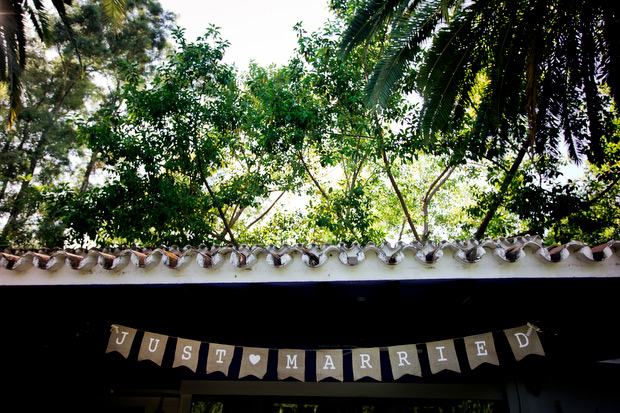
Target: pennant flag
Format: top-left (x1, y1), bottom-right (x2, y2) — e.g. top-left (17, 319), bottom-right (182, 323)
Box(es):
top-left (464, 332), bottom-right (499, 370)
top-left (277, 349), bottom-right (306, 381)
top-left (106, 324), bottom-right (137, 358)
top-left (316, 349), bottom-right (344, 382)
top-left (138, 332), bottom-right (169, 366)
top-left (206, 343), bottom-right (235, 376)
top-left (106, 323), bottom-right (544, 382)
top-left (239, 347), bottom-right (269, 379)
top-left (504, 325), bottom-right (545, 361)
top-left (172, 338), bottom-right (201, 372)
top-left (426, 339), bottom-right (461, 374)
top-left (388, 344), bottom-right (422, 379)
top-left (352, 347), bottom-right (382, 381)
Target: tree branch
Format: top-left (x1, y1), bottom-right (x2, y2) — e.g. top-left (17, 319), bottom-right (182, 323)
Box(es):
top-left (475, 138), bottom-right (529, 240)
top-left (246, 191), bottom-right (286, 230)
top-left (422, 165), bottom-right (455, 241)
top-left (196, 156), bottom-right (238, 247)
top-left (297, 150), bottom-right (329, 199)
top-left (381, 148), bottom-right (421, 242)
top-left (296, 150), bottom-right (361, 241)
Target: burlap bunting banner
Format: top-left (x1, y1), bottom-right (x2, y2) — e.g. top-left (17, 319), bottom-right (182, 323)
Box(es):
top-left (388, 344), bottom-right (422, 379)
top-left (277, 349), bottom-right (306, 381)
top-left (316, 349), bottom-right (344, 382)
top-left (239, 346), bottom-right (269, 379)
top-left (107, 323), bottom-right (544, 381)
top-left (206, 343), bottom-right (235, 376)
top-left (426, 339), bottom-right (461, 374)
top-left (464, 332), bottom-right (499, 370)
top-left (504, 325), bottom-right (545, 361)
top-left (172, 338), bottom-right (201, 372)
top-left (106, 324), bottom-right (137, 358)
top-left (352, 347), bottom-right (382, 381)
top-left (138, 332), bottom-right (168, 366)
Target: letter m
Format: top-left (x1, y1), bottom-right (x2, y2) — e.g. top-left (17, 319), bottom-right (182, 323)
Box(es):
top-left (286, 354), bottom-right (298, 369)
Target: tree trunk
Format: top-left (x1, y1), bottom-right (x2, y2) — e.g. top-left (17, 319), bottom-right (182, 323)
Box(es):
top-left (421, 166), bottom-right (455, 241)
top-left (80, 150), bottom-right (99, 193)
top-left (474, 139), bottom-right (529, 240)
top-left (0, 133), bottom-right (47, 242)
top-left (0, 125), bottom-right (31, 203)
top-left (381, 149), bottom-right (421, 242)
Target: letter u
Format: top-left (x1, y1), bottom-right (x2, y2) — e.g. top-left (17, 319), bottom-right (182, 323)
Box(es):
top-left (148, 338), bottom-right (160, 353)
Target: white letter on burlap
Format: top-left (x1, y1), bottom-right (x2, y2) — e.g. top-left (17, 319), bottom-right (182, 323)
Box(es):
top-left (239, 347), bottom-right (269, 379)
top-left (106, 325), bottom-right (137, 359)
top-left (206, 343), bottom-right (235, 376)
top-left (388, 344), bottom-right (422, 379)
top-left (172, 338), bottom-right (201, 372)
top-left (277, 349), bottom-right (306, 381)
top-left (352, 348), bottom-right (382, 381)
top-left (138, 332), bottom-right (169, 366)
top-left (463, 333), bottom-right (499, 370)
top-left (105, 324), bottom-right (137, 358)
top-left (316, 349), bottom-right (344, 382)
top-left (504, 325), bottom-right (545, 361)
top-left (426, 339), bottom-right (461, 374)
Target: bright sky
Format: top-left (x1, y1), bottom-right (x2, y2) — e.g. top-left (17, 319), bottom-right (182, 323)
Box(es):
top-left (157, 0), bottom-right (334, 69)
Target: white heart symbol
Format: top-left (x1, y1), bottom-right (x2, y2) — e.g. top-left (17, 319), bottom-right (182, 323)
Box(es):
top-left (249, 354), bottom-right (261, 365)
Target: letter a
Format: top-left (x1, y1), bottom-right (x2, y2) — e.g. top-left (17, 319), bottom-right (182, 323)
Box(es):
top-left (323, 355), bottom-right (336, 370)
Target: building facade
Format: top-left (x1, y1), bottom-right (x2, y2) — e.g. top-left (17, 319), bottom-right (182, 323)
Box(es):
top-left (1, 236), bottom-right (619, 412)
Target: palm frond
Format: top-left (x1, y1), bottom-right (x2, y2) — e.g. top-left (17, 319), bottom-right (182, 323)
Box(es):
top-left (600, 2), bottom-right (620, 105)
top-left (416, 6), bottom-right (481, 138)
top-left (25, 1), bottom-right (52, 44)
top-left (365, 0), bottom-right (449, 108)
top-left (102, 0), bottom-right (126, 29)
top-left (0, 0), bottom-right (26, 127)
top-left (339, 0), bottom-right (409, 58)
top-left (50, 0), bottom-right (84, 76)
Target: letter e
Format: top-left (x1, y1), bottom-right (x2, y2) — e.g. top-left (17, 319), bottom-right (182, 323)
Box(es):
top-left (475, 341), bottom-right (488, 356)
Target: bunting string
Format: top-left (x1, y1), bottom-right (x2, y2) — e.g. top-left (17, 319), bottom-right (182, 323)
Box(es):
top-left (106, 323), bottom-right (545, 382)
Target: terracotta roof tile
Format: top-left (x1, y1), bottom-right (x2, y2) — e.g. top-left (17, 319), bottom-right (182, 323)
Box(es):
top-left (1, 236), bottom-right (618, 285)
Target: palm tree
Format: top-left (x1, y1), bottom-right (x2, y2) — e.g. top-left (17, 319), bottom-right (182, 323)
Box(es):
top-left (0, 0), bottom-right (125, 127)
top-left (340, 0), bottom-right (620, 239)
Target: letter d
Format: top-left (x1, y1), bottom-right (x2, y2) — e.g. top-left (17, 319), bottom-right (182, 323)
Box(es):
top-left (514, 332), bottom-right (529, 348)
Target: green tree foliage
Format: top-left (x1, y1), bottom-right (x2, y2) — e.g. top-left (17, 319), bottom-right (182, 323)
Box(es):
top-left (7, 1), bottom-right (615, 248)
top-left (340, 0), bottom-right (620, 242)
top-left (51, 27), bottom-right (305, 247)
top-left (0, 0), bottom-right (127, 127)
top-left (47, 14), bottom-right (477, 248)
top-left (0, 0), bottom-right (173, 247)
top-left (233, 16), bottom-right (478, 245)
